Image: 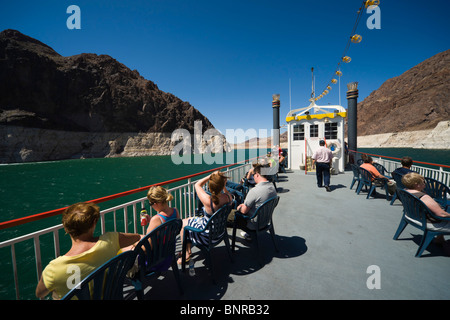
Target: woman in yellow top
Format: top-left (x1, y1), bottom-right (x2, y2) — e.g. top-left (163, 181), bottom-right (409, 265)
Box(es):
top-left (35, 202), bottom-right (141, 300)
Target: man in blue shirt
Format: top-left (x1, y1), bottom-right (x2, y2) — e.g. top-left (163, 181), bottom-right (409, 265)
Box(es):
top-left (393, 156), bottom-right (414, 176)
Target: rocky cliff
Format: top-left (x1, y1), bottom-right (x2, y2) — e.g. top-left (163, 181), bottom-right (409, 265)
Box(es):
top-left (0, 29), bottom-right (221, 163)
top-left (357, 49), bottom-right (450, 136)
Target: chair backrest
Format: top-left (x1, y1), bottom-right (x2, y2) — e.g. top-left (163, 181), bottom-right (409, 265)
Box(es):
top-left (396, 189), bottom-right (431, 230)
top-left (134, 218), bottom-right (182, 273)
top-left (350, 163), bottom-right (360, 178)
top-left (253, 196), bottom-right (280, 230)
top-left (391, 171), bottom-right (405, 189)
top-left (423, 177), bottom-right (449, 208)
top-left (373, 163), bottom-right (388, 176)
top-left (359, 167), bottom-right (373, 185)
top-left (204, 203), bottom-right (232, 242)
top-left (62, 250), bottom-right (136, 300)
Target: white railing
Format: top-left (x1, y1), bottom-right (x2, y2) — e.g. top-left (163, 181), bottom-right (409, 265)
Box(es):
top-left (368, 157), bottom-right (450, 186)
top-left (0, 161), bottom-right (252, 300)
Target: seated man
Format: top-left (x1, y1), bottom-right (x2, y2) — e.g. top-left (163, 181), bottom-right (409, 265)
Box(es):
top-left (393, 156), bottom-right (415, 176)
top-left (233, 162), bottom-right (277, 237)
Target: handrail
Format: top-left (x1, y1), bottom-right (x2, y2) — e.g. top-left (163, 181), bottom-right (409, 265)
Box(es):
top-left (0, 157), bottom-right (256, 231)
top-left (348, 149), bottom-right (450, 169)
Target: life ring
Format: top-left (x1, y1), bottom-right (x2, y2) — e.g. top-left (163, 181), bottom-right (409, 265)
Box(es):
top-left (328, 142), bottom-right (341, 156)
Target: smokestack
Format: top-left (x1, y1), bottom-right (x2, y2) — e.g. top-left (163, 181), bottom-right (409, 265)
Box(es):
top-left (346, 82), bottom-right (358, 163)
top-left (272, 94), bottom-right (280, 147)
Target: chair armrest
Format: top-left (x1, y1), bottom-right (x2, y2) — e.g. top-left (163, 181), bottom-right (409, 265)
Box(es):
top-left (234, 210), bottom-right (250, 220)
top-left (428, 212), bottom-right (450, 222)
top-left (184, 225), bottom-right (204, 233)
top-left (235, 209), bottom-right (258, 221)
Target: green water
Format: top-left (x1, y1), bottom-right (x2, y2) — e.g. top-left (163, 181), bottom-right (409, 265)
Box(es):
top-left (0, 147), bottom-right (448, 299)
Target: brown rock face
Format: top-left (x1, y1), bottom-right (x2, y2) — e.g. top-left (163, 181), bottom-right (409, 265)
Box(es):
top-left (0, 29), bottom-right (214, 134)
top-left (356, 49), bottom-right (450, 136)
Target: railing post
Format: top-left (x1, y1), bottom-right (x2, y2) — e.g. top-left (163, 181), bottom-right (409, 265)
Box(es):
top-left (187, 178), bottom-right (192, 219)
top-left (11, 244), bottom-right (20, 300)
top-left (33, 236), bottom-right (42, 289)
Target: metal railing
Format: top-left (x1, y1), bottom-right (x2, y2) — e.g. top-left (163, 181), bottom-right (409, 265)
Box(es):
top-left (0, 160), bottom-right (252, 300)
top-left (350, 150), bottom-right (450, 185)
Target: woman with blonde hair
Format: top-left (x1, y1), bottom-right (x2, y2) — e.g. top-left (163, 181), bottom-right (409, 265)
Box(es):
top-left (402, 172), bottom-right (450, 245)
top-left (145, 185), bottom-right (180, 234)
top-left (178, 170), bottom-right (233, 263)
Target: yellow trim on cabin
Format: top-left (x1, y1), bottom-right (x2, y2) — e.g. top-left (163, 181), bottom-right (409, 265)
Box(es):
top-left (286, 111), bottom-right (347, 123)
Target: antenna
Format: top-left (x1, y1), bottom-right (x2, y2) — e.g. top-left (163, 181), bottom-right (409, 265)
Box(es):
top-left (311, 67), bottom-right (315, 99)
top-left (289, 78), bottom-right (292, 111)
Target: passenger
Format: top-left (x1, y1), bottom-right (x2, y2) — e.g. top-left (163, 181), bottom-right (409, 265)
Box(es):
top-left (393, 156), bottom-right (415, 176)
top-left (178, 171), bottom-right (233, 264)
top-left (145, 186), bottom-right (180, 234)
top-left (242, 167), bottom-right (256, 188)
top-left (360, 155), bottom-right (391, 185)
top-left (125, 186), bottom-right (181, 275)
top-left (278, 148), bottom-right (287, 173)
top-left (402, 172), bottom-right (450, 246)
top-left (35, 202), bottom-right (141, 300)
top-left (234, 162), bottom-right (277, 239)
top-left (311, 140), bottom-right (333, 192)
top-left (266, 151), bottom-right (277, 168)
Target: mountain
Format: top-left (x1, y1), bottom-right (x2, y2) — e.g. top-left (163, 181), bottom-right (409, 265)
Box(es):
top-left (357, 49), bottom-right (450, 136)
top-left (0, 29), bottom-right (213, 133)
top-left (0, 30), bottom-right (221, 163)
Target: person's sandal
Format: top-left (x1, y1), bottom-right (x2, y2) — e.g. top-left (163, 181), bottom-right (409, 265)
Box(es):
top-left (176, 252), bottom-right (191, 265)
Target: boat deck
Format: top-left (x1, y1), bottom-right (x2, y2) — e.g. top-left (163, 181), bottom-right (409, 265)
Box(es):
top-left (123, 169), bottom-right (450, 300)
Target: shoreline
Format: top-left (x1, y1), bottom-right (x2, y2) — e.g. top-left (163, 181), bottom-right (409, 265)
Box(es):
top-left (357, 121), bottom-right (449, 149)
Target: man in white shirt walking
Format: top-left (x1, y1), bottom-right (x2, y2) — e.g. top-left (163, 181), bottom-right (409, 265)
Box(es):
top-left (312, 140), bottom-right (333, 192)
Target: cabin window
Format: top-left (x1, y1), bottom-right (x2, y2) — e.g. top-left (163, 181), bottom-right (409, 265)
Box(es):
top-left (310, 124), bottom-right (319, 138)
top-left (325, 122), bottom-right (338, 139)
top-left (293, 124), bottom-right (304, 140)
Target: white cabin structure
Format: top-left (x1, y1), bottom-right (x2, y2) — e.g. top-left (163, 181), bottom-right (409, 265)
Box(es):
top-left (286, 100), bottom-right (347, 173)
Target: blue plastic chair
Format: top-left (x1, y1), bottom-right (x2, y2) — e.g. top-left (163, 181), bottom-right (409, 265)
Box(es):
top-left (131, 218), bottom-right (183, 299)
top-left (390, 171), bottom-right (406, 205)
top-left (356, 167), bottom-right (390, 200)
top-left (373, 163), bottom-right (391, 178)
top-left (181, 203), bottom-right (233, 283)
top-left (349, 164), bottom-right (361, 191)
top-left (62, 250), bottom-right (136, 300)
top-left (231, 196), bottom-right (280, 265)
top-left (393, 188), bottom-right (450, 257)
top-left (424, 177), bottom-right (449, 211)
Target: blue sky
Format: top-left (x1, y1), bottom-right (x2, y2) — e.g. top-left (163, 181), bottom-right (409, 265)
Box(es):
top-left (1, 0), bottom-right (449, 142)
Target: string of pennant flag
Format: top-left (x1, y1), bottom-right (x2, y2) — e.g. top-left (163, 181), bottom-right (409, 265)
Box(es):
top-left (313, 0), bottom-right (380, 102)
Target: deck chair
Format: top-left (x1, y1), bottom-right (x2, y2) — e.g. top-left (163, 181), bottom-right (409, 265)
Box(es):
top-left (373, 163), bottom-right (391, 177)
top-left (131, 218), bottom-right (183, 299)
top-left (390, 171), bottom-right (406, 205)
top-left (181, 203), bottom-right (233, 283)
top-left (232, 196), bottom-right (280, 265)
top-left (424, 177), bottom-right (449, 211)
top-left (356, 167), bottom-right (390, 200)
top-left (62, 250), bottom-right (136, 300)
top-left (350, 164), bottom-right (361, 191)
top-left (393, 189), bottom-right (450, 257)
